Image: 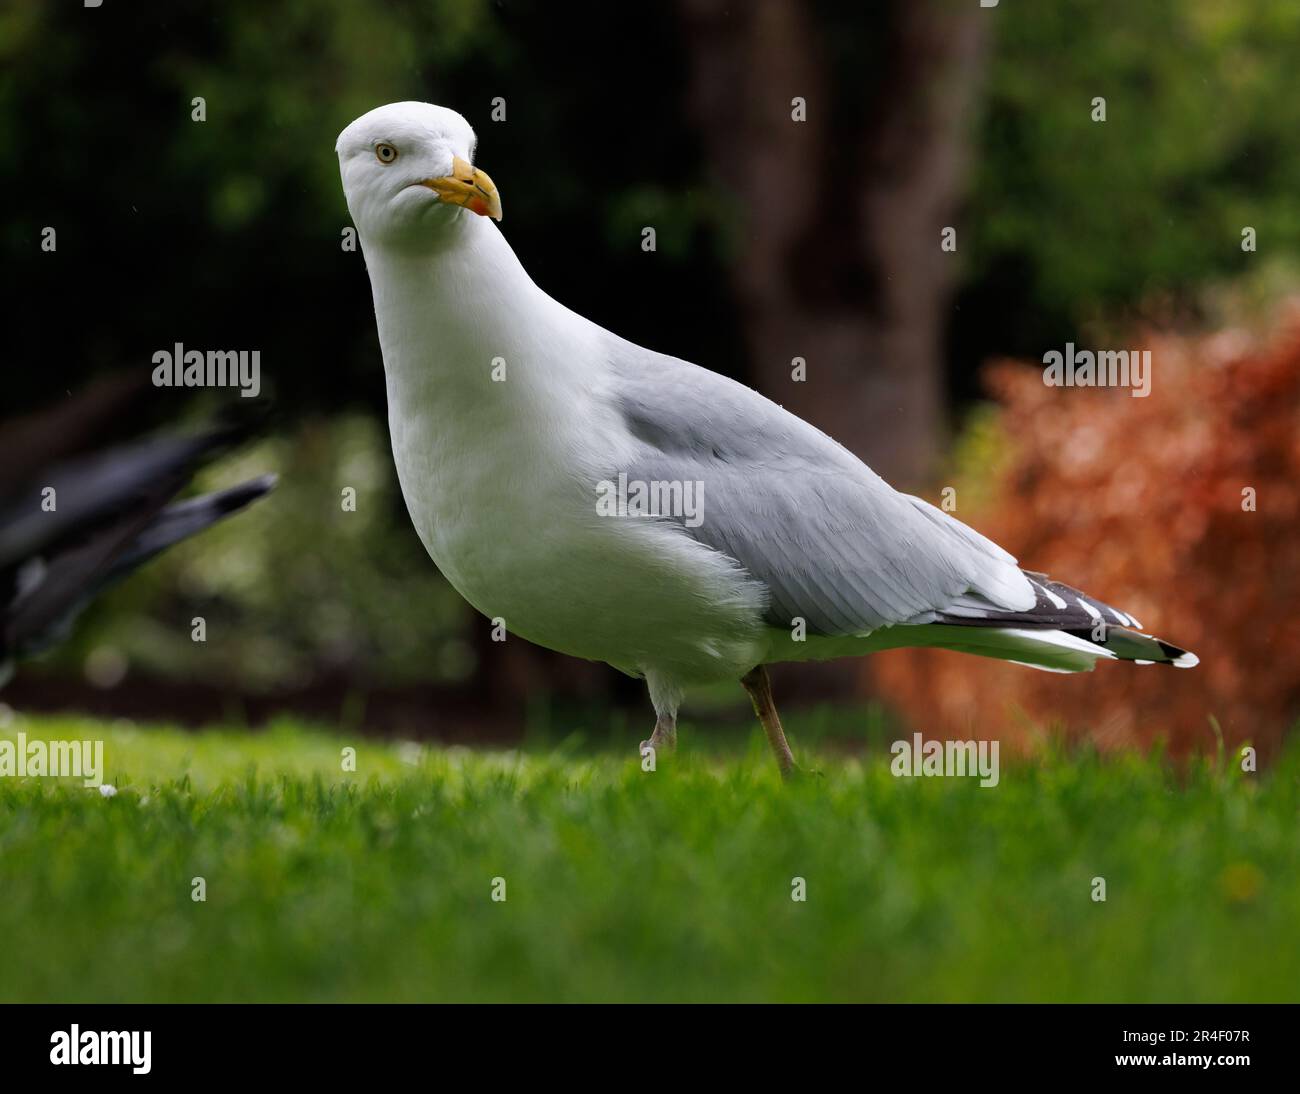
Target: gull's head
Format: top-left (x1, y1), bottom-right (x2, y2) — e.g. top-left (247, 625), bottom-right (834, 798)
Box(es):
top-left (336, 101), bottom-right (502, 249)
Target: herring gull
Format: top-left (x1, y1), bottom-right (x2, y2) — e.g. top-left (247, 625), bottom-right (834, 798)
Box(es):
top-left (337, 102), bottom-right (1196, 777)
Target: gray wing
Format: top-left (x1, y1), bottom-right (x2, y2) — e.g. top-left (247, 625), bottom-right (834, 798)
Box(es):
top-left (604, 338), bottom-right (1034, 636)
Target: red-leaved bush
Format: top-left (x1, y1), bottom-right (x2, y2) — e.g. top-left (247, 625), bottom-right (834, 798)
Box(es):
top-left (868, 310), bottom-right (1300, 760)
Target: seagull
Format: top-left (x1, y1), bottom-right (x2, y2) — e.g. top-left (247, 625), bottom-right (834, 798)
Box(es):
top-left (337, 102), bottom-right (1197, 777)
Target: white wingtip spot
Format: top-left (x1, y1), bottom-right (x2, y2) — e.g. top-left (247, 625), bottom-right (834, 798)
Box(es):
top-left (1076, 598), bottom-right (1102, 621)
top-left (1174, 651), bottom-right (1200, 668)
top-left (1033, 580), bottom-right (1069, 610)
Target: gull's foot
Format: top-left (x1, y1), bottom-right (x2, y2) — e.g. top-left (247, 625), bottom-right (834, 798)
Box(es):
top-left (638, 735), bottom-right (675, 757)
top-left (640, 714), bottom-right (676, 760)
top-left (638, 738), bottom-right (672, 772)
top-left (778, 759), bottom-right (825, 783)
top-left (638, 718), bottom-right (676, 770)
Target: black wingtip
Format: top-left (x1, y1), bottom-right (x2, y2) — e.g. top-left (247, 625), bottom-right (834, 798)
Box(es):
top-left (1155, 638), bottom-right (1200, 668)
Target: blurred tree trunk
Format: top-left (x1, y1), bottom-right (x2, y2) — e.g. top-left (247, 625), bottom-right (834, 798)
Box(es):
top-left (679, 0), bottom-right (989, 489)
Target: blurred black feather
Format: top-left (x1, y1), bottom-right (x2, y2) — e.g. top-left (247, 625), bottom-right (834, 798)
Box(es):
top-left (0, 380), bottom-right (275, 684)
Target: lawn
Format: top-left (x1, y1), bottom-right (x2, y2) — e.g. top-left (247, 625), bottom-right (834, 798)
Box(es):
top-left (0, 712), bottom-right (1296, 1002)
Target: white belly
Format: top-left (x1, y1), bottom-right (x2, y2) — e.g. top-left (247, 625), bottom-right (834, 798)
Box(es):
top-left (386, 392), bottom-right (768, 684)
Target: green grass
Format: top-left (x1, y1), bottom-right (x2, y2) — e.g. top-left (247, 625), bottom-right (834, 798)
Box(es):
top-left (0, 713), bottom-right (1296, 1002)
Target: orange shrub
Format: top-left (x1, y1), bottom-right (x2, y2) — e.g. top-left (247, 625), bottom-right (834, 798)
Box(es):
top-left (869, 311), bottom-right (1300, 760)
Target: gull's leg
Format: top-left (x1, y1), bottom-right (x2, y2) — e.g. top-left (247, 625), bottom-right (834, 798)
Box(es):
top-left (741, 665), bottom-right (796, 778)
top-left (639, 671), bottom-right (680, 762)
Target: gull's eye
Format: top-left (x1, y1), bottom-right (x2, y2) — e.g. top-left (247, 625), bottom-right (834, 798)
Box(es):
top-left (375, 142), bottom-right (398, 165)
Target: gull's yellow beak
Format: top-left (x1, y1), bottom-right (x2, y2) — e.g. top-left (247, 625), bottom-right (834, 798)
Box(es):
top-left (419, 155), bottom-right (502, 221)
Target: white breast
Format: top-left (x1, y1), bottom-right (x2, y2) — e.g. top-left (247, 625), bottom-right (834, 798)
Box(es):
top-left (366, 220), bottom-right (767, 685)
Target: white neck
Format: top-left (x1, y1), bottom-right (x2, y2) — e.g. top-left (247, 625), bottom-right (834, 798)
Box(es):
top-left (361, 215), bottom-right (594, 430)
top-left (357, 214), bottom-right (608, 565)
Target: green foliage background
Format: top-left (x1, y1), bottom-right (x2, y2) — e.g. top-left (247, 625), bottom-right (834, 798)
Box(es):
top-left (7, 0), bottom-right (1300, 689)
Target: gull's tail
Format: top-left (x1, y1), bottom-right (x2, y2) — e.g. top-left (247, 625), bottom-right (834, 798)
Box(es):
top-left (929, 571), bottom-right (1198, 674)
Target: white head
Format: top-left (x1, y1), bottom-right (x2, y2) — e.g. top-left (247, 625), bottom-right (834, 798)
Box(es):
top-left (336, 101), bottom-right (502, 250)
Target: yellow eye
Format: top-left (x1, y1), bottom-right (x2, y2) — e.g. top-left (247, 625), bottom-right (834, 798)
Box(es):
top-left (375, 142), bottom-right (398, 164)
